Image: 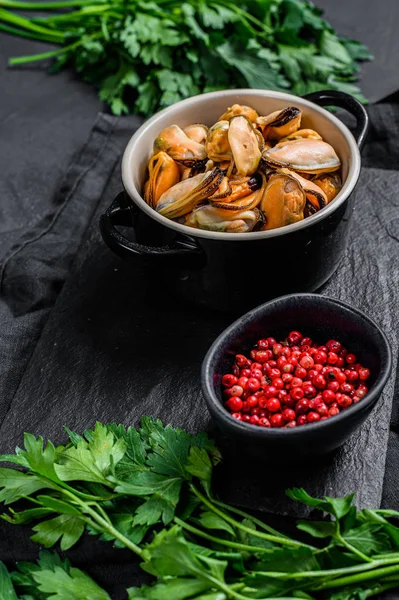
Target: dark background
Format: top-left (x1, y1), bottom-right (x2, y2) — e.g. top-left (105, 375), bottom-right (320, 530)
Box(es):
top-left (1, 1), bottom-right (399, 598)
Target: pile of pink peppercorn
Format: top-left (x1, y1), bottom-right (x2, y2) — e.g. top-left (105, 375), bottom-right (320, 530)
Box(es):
top-left (222, 331), bottom-right (371, 428)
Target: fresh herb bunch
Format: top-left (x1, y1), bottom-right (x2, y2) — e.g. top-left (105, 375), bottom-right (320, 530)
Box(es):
top-left (0, 550), bottom-right (112, 599)
top-left (0, 0), bottom-right (372, 116)
top-left (1, 418), bottom-right (399, 598)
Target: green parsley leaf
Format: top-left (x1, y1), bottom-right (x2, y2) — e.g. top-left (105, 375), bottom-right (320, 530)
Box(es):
top-left (0, 562), bottom-right (18, 600)
top-left (32, 566), bottom-right (111, 600)
top-left (2, 507), bottom-right (53, 525)
top-left (55, 422), bottom-right (126, 484)
top-left (320, 30), bottom-right (353, 65)
top-left (342, 523), bottom-right (391, 557)
top-left (127, 578), bottom-right (211, 600)
top-left (31, 514), bottom-right (85, 551)
top-left (287, 488), bottom-right (355, 520)
top-left (0, 469), bottom-right (54, 505)
top-left (216, 42), bottom-right (288, 90)
top-left (181, 4), bottom-right (209, 45)
top-left (252, 546), bottom-right (320, 574)
top-left (186, 448), bottom-right (213, 494)
top-left (296, 520), bottom-right (337, 539)
top-left (340, 38), bottom-right (373, 61)
top-left (197, 511), bottom-right (235, 536)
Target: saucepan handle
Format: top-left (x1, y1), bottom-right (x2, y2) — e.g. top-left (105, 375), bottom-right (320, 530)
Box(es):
top-left (303, 90), bottom-right (369, 150)
top-left (100, 192), bottom-right (206, 269)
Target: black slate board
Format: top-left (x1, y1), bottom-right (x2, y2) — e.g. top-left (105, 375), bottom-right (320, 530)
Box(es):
top-left (0, 113), bottom-right (397, 521)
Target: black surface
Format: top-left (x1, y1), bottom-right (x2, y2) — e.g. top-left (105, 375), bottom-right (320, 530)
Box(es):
top-left (1, 3), bottom-right (399, 598)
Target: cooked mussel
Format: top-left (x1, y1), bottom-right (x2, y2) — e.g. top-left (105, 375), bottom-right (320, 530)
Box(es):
top-left (278, 168), bottom-right (327, 213)
top-left (154, 124), bottom-right (207, 165)
top-left (205, 121), bottom-right (232, 162)
top-left (257, 107), bottom-right (301, 141)
top-left (183, 123), bottom-right (208, 145)
top-left (219, 104), bottom-right (259, 123)
top-left (187, 205), bottom-right (262, 232)
top-left (313, 173), bottom-right (342, 203)
top-left (157, 168), bottom-right (224, 219)
top-left (210, 173), bottom-right (265, 211)
top-left (280, 129), bottom-right (322, 143)
top-left (144, 151), bottom-right (180, 209)
top-left (263, 138), bottom-right (341, 174)
top-left (260, 172), bottom-right (306, 230)
top-left (228, 116), bottom-right (262, 177)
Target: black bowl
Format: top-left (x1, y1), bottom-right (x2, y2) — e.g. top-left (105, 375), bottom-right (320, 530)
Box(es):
top-left (201, 294), bottom-right (392, 458)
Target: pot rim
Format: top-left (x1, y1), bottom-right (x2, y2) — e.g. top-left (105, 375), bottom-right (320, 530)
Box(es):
top-left (122, 89), bottom-right (361, 241)
top-left (201, 293), bottom-right (392, 438)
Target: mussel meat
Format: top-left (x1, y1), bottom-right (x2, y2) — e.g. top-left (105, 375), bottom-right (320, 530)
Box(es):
top-left (154, 124), bottom-right (207, 165)
top-left (256, 107), bottom-right (301, 141)
top-left (280, 129), bottom-right (322, 143)
top-left (263, 138), bottom-right (341, 174)
top-left (205, 121), bottom-right (232, 162)
top-left (260, 172), bottom-right (306, 230)
top-left (183, 123), bottom-right (208, 145)
top-left (157, 168), bottom-right (224, 219)
top-left (210, 173), bottom-right (265, 211)
top-left (228, 116), bottom-right (262, 177)
top-left (313, 173), bottom-right (342, 203)
top-left (144, 151), bottom-right (180, 209)
top-left (278, 168), bottom-right (327, 213)
top-left (187, 205), bottom-right (262, 232)
top-left (219, 104), bottom-right (259, 123)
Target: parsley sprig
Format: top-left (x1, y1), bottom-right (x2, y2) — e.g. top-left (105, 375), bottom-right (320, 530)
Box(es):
top-left (2, 418), bottom-right (399, 599)
top-left (0, 0), bottom-right (372, 116)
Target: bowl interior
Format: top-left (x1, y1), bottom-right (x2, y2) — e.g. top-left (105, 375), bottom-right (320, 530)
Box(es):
top-left (123, 90), bottom-right (357, 237)
top-left (207, 296), bottom-right (389, 418)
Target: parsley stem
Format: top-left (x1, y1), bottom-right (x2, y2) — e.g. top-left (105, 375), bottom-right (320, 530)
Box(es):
top-left (10, 46), bottom-right (69, 64)
top-left (31, 5), bottom-right (113, 24)
top-left (252, 557), bottom-right (399, 580)
top-left (0, 8), bottom-right (65, 40)
top-left (53, 487), bottom-right (144, 556)
top-left (0, 0), bottom-right (97, 8)
top-left (9, 33), bottom-right (101, 64)
top-left (314, 564), bottom-right (399, 590)
top-left (190, 485), bottom-right (315, 550)
top-left (174, 516), bottom-right (274, 553)
top-left (213, 499), bottom-right (289, 539)
top-left (0, 21), bottom-right (60, 42)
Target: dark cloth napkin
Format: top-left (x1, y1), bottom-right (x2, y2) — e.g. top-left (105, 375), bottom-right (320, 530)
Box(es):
top-left (0, 102), bottom-right (399, 597)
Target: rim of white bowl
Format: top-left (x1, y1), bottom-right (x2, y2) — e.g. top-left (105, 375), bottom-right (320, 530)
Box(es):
top-left (121, 89), bottom-right (361, 241)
